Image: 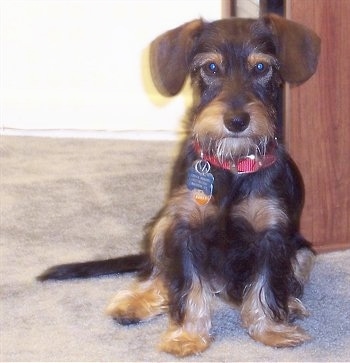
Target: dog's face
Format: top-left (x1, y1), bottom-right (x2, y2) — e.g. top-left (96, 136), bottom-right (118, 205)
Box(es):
top-left (189, 18), bottom-right (281, 158)
top-left (150, 15), bottom-right (320, 159)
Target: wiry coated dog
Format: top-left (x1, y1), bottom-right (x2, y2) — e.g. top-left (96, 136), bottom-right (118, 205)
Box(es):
top-left (38, 14), bottom-right (320, 357)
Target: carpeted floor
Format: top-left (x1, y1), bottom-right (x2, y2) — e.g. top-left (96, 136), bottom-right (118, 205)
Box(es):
top-left (1, 136), bottom-right (349, 362)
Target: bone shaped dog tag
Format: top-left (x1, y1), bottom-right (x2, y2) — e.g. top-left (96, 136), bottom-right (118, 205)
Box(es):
top-left (186, 160), bottom-right (214, 205)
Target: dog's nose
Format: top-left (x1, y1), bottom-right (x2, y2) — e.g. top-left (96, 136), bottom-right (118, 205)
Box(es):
top-left (224, 112), bottom-right (250, 133)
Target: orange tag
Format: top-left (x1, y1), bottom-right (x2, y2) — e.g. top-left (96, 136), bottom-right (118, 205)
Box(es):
top-left (193, 190), bottom-right (211, 206)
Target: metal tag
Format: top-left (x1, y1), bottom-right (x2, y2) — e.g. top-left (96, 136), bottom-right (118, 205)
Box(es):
top-left (186, 160), bottom-right (214, 205)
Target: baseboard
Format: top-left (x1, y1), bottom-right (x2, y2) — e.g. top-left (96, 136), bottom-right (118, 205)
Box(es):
top-left (1, 128), bottom-right (181, 141)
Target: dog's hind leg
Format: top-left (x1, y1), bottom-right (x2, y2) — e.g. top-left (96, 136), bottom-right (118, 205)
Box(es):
top-left (293, 246), bottom-right (315, 287)
top-left (106, 275), bottom-right (168, 324)
top-left (288, 246), bottom-right (315, 320)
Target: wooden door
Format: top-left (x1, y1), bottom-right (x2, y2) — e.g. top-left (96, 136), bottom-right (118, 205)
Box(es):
top-left (285, 0), bottom-right (350, 252)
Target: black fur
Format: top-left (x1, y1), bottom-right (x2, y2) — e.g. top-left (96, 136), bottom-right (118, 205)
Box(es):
top-left (37, 254), bottom-right (147, 281)
top-left (146, 143), bottom-right (311, 325)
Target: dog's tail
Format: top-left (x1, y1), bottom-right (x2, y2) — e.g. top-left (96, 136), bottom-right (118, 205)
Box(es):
top-left (36, 253), bottom-right (148, 281)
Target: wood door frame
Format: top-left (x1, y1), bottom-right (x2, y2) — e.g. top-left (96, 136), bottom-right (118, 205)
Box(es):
top-left (285, 0), bottom-right (350, 252)
top-left (226, 0), bottom-right (350, 252)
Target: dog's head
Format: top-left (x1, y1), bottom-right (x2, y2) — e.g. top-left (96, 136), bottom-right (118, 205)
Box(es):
top-left (150, 14), bottom-right (320, 160)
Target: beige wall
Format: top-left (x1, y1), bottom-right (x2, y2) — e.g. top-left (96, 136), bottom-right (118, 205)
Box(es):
top-left (1, 0), bottom-right (225, 137)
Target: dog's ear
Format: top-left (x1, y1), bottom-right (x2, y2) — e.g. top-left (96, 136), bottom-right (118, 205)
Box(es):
top-left (262, 14), bottom-right (320, 84)
top-left (150, 19), bottom-right (204, 96)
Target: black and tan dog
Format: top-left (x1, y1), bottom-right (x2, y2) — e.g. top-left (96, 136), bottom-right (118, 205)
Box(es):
top-left (38, 14), bottom-right (320, 357)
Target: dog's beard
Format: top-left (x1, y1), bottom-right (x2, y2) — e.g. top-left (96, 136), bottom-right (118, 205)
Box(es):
top-left (193, 134), bottom-right (271, 162)
top-left (192, 100), bottom-right (276, 161)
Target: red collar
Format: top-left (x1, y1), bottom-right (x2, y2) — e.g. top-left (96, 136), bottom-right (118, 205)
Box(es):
top-left (193, 140), bottom-right (278, 174)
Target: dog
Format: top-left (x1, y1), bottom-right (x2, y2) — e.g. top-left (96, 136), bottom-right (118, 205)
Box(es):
top-left (38, 14), bottom-right (320, 357)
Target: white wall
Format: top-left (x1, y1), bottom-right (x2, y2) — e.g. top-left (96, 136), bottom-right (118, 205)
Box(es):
top-left (1, 0), bottom-right (223, 136)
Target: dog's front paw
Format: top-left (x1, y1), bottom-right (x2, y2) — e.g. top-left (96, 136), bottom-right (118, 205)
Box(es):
top-left (159, 327), bottom-right (211, 357)
top-left (248, 321), bottom-right (311, 347)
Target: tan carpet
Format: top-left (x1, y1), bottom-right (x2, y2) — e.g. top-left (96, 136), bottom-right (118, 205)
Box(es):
top-left (1, 136), bottom-right (349, 362)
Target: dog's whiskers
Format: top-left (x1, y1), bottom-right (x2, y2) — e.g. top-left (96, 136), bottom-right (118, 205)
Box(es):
top-left (256, 136), bottom-right (269, 156)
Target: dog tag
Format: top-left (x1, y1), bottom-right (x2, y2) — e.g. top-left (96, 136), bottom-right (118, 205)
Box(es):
top-left (186, 160), bottom-right (214, 205)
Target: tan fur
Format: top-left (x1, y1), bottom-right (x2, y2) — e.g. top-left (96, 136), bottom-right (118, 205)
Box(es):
top-left (244, 101), bottom-right (276, 142)
top-left (149, 194), bottom-right (216, 356)
top-left (193, 101), bottom-right (228, 140)
top-left (293, 247), bottom-right (315, 285)
top-left (107, 187), bottom-right (217, 339)
top-left (183, 276), bottom-right (213, 336)
top-left (150, 215), bottom-right (173, 264)
top-left (241, 276), bottom-right (310, 347)
top-left (160, 326), bottom-right (211, 357)
top-left (232, 196), bottom-right (288, 232)
top-left (194, 99), bottom-right (275, 159)
top-left (150, 187), bottom-right (218, 267)
top-left (247, 53), bottom-right (278, 69)
top-left (288, 297), bottom-right (310, 318)
top-left (106, 277), bottom-right (168, 322)
top-left (160, 276), bottom-right (213, 357)
top-left (157, 187), bottom-right (218, 228)
top-left (192, 52), bottom-right (224, 71)
top-left (193, 100), bottom-right (258, 158)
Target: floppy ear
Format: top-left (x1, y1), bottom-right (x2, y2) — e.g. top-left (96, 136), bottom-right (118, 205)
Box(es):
top-left (263, 13), bottom-right (321, 84)
top-left (150, 19), bottom-right (204, 96)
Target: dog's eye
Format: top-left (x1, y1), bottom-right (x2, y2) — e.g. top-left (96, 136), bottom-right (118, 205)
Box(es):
top-left (205, 62), bottom-right (219, 75)
top-left (254, 62), bottom-right (268, 74)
